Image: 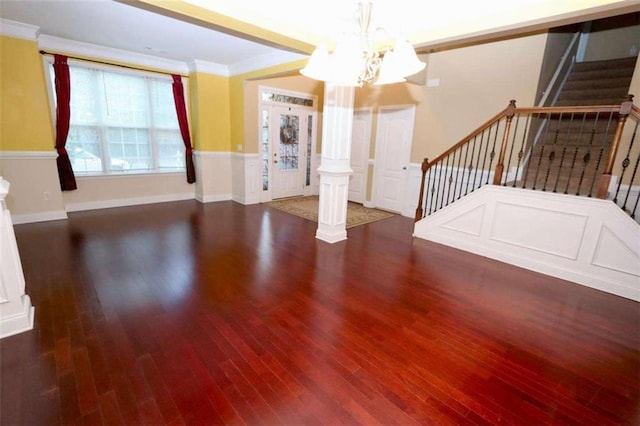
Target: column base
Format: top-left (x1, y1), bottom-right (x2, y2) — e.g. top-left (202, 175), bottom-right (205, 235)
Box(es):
top-left (0, 295), bottom-right (35, 339)
top-left (316, 227), bottom-right (347, 243)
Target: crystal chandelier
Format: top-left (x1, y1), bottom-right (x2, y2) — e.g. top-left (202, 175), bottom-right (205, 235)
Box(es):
top-left (300, 1), bottom-right (426, 86)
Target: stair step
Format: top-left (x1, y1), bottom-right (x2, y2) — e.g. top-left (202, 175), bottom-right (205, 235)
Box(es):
top-left (566, 66), bottom-right (636, 81)
top-left (558, 87), bottom-right (630, 102)
top-left (563, 76), bottom-right (633, 91)
top-left (571, 57), bottom-right (637, 72)
top-left (555, 98), bottom-right (626, 106)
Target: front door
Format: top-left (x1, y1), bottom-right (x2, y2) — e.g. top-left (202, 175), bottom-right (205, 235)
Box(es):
top-left (373, 105), bottom-right (416, 213)
top-left (271, 108), bottom-right (306, 199)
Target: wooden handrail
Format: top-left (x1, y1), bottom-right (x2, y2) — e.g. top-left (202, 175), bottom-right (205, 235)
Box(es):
top-left (514, 105), bottom-right (620, 114)
top-left (415, 96), bottom-right (638, 222)
top-left (423, 107), bottom-right (510, 171)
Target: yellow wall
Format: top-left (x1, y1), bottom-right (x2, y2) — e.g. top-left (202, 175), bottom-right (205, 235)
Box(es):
top-left (0, 36), bottom-right (55, 151)
top-left (189, 71), bottom-right (231, 151)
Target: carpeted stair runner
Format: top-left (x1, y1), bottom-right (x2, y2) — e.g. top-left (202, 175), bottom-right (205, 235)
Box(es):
top-left (515, 56), bottom-right (637, 194)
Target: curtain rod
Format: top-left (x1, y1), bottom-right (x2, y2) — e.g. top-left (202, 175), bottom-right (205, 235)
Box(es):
top-left (38, 50), bottom-right (188, 78)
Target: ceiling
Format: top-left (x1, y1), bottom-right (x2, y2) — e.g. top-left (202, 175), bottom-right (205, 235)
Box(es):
top-left (1, 0), bottom-right (638, 72)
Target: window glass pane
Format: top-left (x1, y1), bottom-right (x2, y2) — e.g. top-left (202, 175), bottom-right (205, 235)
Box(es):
top-left (107, 127), bottom-right (149, 171)
top-left (150, 80), bottom-right (180, 129)
top-left (69, 68), bottom-right (99, 124)
top-left (262, 92), bottom-right (313, 107)
top-left (67, 127), bottom-right (102, 173)
top-left (55, 63), bottom-right (186, 174)
top-left (103, 73), bottom-right (148, 127)
top-left (157, 130), bottom-right (184, 169)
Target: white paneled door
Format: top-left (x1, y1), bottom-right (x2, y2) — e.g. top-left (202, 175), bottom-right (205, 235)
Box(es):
top-left (373, 105), bottom-right (416, 213)
top-left (271, 108), bottom-right (306, 199)
top-left (349, 108), bottom-right (372, 203)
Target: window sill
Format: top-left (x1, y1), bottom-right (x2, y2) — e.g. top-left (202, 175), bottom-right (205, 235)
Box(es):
top-left (74, 170), bottom-right (186, 179)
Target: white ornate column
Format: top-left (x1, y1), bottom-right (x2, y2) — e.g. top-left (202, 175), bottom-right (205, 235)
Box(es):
top-left (0, 178), bottom-right (35, 338)
top-left (316, 84), bottom-right (355, 243)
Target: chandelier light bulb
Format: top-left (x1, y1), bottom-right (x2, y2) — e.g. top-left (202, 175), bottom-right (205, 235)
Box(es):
top-left (300, 1), bottom-right (426, 86)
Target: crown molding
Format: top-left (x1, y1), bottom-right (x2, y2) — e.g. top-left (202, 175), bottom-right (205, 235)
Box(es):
top-left (38, 35), bottom-right (189, 75)
top-left (0, 18), bottom-right (39, 41)
top-left (188, 59), bottom-right (230, 76)
top-left (228, 50), bottom-right (306, 75)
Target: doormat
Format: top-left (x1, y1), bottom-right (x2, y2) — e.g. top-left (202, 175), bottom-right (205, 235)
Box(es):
top-left (265, 196), bottom-right (395, 228)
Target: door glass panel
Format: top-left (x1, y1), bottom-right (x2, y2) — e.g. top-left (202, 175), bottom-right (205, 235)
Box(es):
top-left (262, 109), bottom-right (269, 190)
top-left (306, 115), bottom-right (313, 186)
top-left (279, 114), bottom-right (299, 170)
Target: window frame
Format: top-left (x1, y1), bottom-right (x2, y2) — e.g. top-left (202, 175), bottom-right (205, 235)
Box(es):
top-left (43, 56), bottom-right (189, 177)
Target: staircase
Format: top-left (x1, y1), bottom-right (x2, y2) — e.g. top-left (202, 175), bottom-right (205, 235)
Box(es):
top-left (412, 57), bottom-right (640, 302)
top-left (555, 57), bottom-right (637, 106)
top-left (523, 57), bottom-right (637, 194)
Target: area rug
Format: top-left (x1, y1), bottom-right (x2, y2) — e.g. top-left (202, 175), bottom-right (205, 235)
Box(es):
top-left (266, 196), bottom-right (395, 228)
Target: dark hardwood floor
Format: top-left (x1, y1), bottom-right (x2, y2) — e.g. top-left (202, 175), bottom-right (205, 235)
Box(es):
top-left (1, 200), bottom-right (638, 425)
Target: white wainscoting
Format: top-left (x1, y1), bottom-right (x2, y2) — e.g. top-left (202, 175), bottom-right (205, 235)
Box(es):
top-left (414, 185), bottom-right (640, 301)
top-left (194, 151), bottom-right (233, 203)
top-left (0, 151), bottom-right (68, 224)
top-left (231, 153), bottom-right (260, 205)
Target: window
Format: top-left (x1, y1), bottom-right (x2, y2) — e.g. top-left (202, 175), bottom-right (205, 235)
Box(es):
top-left (51, 63), bottom-right (185, 174)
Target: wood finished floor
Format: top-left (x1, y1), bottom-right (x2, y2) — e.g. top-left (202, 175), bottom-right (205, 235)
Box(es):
top-left (1, 200), bottom-right (639, 425)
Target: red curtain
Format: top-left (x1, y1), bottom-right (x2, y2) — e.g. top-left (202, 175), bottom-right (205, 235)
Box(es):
top-left (53, 54), bottom-right (77, 191)
top-left (171, 75), bottom-right (196, 184)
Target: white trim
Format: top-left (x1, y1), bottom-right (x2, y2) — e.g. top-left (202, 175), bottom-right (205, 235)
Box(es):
top-left (0, 151), bottom-right (57, 160)
top-left (537, 32), bottom-right (579, 106)
top-left (194, 150), bottom-right (232, 158)
top-left (38, 35), bottom-right (189, 75)
top-left (195, 194), bottom-right (233, 203)
top-left (229, 51), bottom-right (306, 76)
top-left (188, 59), bottom-right (229, 76)
top-left (231, 152), bottom-right (260, 159)
top-left (0, 295), bottom-right (35, 339)
top-left (414, 186), bottom-right (640, 301)
top-left (11, 210), bottom-right (68, 225)
top-left (65, 193), bottom-right (194, 213)
top-left (0, 19), bottom-right (39, 41)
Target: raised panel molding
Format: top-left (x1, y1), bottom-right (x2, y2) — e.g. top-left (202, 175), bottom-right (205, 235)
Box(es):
top-left (414, 185), bottom-right (640, 301)
top-left (490, 202), bottom-right (587, 260)
top-left (441, 204), bottom-right (485, 236)
top-left (592, 225), bottom-right (640, 276)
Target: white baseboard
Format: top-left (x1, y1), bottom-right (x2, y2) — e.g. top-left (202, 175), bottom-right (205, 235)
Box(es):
top-left (66, 193), bottom-right (194, 212)
top-left (11, 210), bottom-right (68, 225)
top-left (0, 295), bottom-right (35, 339)
top-left (231, 194), bottom-right (259, 205)
top-left (195, 194), bottom-right (233, 203)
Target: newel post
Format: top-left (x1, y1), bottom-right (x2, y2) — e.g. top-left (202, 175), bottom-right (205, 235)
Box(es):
top-left (492, 100), bottom-right (517, 185)
top-left (596, 94), bottom-right (634, 199)
top-left (414, 158), bottom-right (429, 222)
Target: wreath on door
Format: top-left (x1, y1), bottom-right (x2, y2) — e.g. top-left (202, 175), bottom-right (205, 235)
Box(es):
top-left (280, 124), bottom-right (295, 145)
